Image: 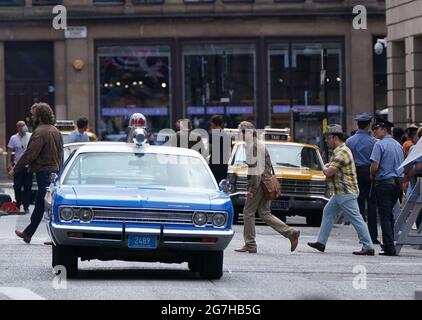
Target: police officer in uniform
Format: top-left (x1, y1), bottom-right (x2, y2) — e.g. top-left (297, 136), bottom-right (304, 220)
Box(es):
top-left (346, 112), bottom-right (379, 244)
top-left (370, 118), bottom-right (404, 256)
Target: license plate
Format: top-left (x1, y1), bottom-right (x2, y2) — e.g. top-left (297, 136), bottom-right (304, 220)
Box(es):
top-left (128, 235), bottom-right (157, 249)
top-left (271, 200), bottom-right (289, 211)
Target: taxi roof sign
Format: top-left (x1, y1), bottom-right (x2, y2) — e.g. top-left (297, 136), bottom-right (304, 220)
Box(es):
top-left (55, 120), bottom-right (75, 132)
top-left (223, 127), bottom-right (291, 143)
top-left (263, 127), bottom-right (291, 142)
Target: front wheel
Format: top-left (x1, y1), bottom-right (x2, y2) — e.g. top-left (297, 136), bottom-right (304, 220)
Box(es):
top-left (52, 245), bottom-right (78, 278)
top-left (199, 251), bottom-right (223, 280)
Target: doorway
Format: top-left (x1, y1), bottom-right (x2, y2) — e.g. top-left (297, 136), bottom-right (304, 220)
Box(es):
top-left (4, 42), bottom-right (55, 140)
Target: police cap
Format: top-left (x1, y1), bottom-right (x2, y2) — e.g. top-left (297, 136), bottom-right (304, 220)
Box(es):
top-left (372, 117), bottom-right (394, 130)
top-left (354, 112), bottom-right (373, 122)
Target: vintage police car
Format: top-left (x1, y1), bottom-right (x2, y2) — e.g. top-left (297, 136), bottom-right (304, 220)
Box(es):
top-left (45, 139), bottom-right (234, 279)
top-left (227, 129), bottom-right (329, 226)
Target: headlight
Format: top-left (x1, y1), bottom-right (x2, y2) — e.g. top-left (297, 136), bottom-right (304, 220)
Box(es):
top-left (60, 207), bottom-right (74, 221)
top-left (228, 183), bottom-right (235, 193)
top-left (227, 174), bottom-right (236, 184)
top-left (192, 212), bottom-right (208, 227)
top-left (78, 208), bottom-right (94, 223)
top-left (212, 213), bottom-right (226, 227)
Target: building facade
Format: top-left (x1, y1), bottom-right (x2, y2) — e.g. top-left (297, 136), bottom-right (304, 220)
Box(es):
top-left (387, 0), bottom-right (422, 128)
top-left (0, 0), bottom-right (386, 149)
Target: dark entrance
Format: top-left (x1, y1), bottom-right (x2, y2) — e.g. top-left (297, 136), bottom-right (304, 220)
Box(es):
top-left (4, 42), bottom-right (54, 140)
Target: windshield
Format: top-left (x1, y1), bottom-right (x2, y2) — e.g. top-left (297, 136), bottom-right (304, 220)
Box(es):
top-left (63, 152), bottom-right (216, 189)
top-left (233, 144), bottom-right (322, 170)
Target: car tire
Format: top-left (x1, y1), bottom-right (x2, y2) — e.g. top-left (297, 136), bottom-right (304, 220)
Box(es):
top-left (52, 245), bottom-right (78, 278)
top-left (306, 212), bottom-right (323, 227)
top-left (188, 258), bottom-right (201, 273)
top-left (199, 251), bottom-right (223, 280)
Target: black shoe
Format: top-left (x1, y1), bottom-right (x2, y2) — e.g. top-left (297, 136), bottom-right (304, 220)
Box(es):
top-left (307, 242), bottom-right (325, 252)
top-left (353, 249), bottom-right (375, 256)
top-left (379, 251), bottom-right (398, 256)
top-left (373, 239), bottom-right (381, 245)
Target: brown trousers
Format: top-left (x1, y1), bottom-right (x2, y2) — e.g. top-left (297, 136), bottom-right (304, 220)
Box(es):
top-left (243, 185), bottom-right (296, 248)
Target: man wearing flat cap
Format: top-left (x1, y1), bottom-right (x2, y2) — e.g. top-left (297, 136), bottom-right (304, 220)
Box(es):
top-left (370, 117), bottom-right (404, 256)
top-left (234, 121), bottom-right (300, 254)
top-left (346, 112), bottom-right (379, 244)
top-left (308, 124), bottom-right (374, 255)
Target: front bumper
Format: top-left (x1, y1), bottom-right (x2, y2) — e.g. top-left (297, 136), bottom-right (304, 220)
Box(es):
top-left (48, 222), bottom-right (234, 252)
top-left (230, 192), bottom-right (329, 212)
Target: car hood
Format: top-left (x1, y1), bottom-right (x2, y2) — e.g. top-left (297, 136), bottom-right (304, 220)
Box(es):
top-left (229, 166), bottom-right (325, 181)
top-left (69, 186), bottom-right (217, 210)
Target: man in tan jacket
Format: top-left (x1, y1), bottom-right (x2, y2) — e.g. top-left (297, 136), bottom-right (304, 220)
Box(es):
top-left (10, 103), bottom-right (63, 244)
top-left (235, 121), bottom-right (300, 253)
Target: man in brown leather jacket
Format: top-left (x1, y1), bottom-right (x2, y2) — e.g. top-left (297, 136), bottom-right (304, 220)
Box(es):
top-left (10, 102), bottom-right (63, 244)
top-left (235, 121), bottom-right (300, 253)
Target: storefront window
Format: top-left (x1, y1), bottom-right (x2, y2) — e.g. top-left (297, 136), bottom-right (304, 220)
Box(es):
top-left (269, 44), bottom-right (290, 128)
top-left (183, 43), bottom-right (256, 129)
top-left (269, 42), bottom-right (343, 148)
top-left (97, 45), bottom-right (171, 140)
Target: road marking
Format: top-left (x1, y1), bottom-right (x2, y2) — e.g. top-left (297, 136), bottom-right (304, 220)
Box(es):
top-left (0, 287), bottom-right (46, 300)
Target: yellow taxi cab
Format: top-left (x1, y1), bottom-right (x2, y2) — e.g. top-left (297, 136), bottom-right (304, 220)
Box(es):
top-left (226, 128), bottom-right (328, 226)
top-left (54, 120), bottom-right (75, 143)
top-left (55, 120), bottom-right (97, 142)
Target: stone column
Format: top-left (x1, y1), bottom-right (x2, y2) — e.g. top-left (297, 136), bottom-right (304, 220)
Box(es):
top-left (411, 36), bottom-right (422, 124)
top-left (65, 39), bottom-right (91, 123)
top-left (348, 29), bottom-right (374, 132)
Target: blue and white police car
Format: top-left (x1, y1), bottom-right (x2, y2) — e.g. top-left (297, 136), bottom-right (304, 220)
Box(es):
top-left (46, 136), bottom-right (234, 279)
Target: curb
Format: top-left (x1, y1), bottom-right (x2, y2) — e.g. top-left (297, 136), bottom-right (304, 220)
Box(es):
top-left (416, 288), bottom-right (422, 300)
top-left (0, 211), bottom-right (28, 216)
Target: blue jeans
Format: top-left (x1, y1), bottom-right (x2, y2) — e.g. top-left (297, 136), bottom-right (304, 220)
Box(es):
top-left (24, 171), bottom-right (53, 238)
top-left (317, 193), bottom-right (374, 250)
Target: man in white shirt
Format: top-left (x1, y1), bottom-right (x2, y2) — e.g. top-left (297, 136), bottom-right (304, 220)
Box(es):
top-left (66, 117), bottom-right (89, 143)
top-left (7, 121), bottom-right (33, 213)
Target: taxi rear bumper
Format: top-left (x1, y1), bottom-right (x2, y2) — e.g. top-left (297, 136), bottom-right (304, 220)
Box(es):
top-left (230, 192), bottom-right (329, 212)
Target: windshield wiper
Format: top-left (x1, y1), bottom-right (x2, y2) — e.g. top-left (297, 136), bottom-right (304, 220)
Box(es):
top-left (275, 162), bottom-right (300, 168)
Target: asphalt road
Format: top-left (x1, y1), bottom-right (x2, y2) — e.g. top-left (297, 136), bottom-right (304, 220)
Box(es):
top-left (1, 183), bottom-right (422, 300)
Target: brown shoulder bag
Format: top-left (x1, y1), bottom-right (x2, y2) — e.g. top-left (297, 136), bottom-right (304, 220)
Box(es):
top-left (261, 166), bottom-right (281, 200)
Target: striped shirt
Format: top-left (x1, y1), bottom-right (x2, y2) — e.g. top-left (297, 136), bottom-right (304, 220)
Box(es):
top-left (328, 143), bottom-right (359, 195)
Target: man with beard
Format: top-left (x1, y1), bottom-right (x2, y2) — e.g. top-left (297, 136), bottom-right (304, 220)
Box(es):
top-left (9, 103), bottom-right (63, 244)
top-left (234, 121), bottom-right (300, 253)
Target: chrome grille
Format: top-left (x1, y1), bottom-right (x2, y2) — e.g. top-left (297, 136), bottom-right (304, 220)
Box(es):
top-left (69, 207), bottom-right (223, 226)
top-left (279, 179), bottom-right (326, 195)
top-left (235, 177), bottom-right (248, 192)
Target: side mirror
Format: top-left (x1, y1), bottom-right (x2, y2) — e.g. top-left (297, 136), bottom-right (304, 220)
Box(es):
top-left (50, 173), bottom-right (59, 186)
top-left (219, 179), bottom-right (229, 193)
